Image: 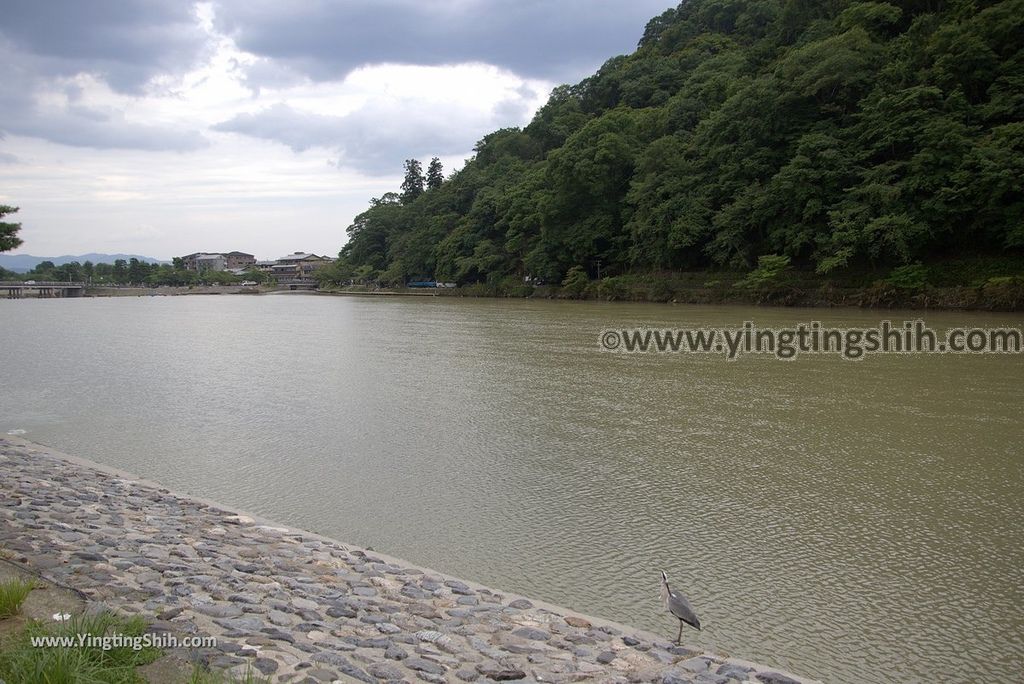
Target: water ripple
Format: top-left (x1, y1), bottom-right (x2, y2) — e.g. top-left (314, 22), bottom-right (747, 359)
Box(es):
top-left (1, 296), bottom-right (1021, 684)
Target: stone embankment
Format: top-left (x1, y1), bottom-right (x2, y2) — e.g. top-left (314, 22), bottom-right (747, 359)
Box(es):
top-left (0, 437), bottom-right (814, 684)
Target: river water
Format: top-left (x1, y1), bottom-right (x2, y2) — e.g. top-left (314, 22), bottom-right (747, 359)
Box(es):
top-left (1, 294), bottom-right (1021, 683)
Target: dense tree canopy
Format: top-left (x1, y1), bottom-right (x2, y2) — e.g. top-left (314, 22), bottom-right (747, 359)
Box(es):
top-left (329, 0), bottom-right (1023, 288)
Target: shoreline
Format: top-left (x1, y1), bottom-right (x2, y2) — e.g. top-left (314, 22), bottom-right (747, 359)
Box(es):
top-left (3, 281), bottom-right (1017, 310)
top-left (319, 285), bottom-right (1022, 311)
top-left (0, 435), bottom-right (815, 683)
top-left (66, 283), bottom-right (1020, 311)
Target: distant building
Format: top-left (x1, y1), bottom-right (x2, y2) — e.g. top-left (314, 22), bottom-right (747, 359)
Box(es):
top-left (223, 251), bottom-right (256, 270)
top-left (194, 253), bottom-right (226, 272)
top-left (178, 251), bottom-right (255, 272)
top-left (177, 250), bottom-right (332, 283)
top-left (269, 252), bottom-right (334, 282)
top-left (179, 253), bottom-right (201, 271)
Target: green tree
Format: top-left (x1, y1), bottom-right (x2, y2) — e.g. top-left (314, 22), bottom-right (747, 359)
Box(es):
top-left (112, 259), bottom-right (128, 283)
top-left (626, 135), bottom-right (710, 269)
top-left (315, 259), bottom-right (355, 286)
top-left (54, 261), bottom-right (83, 282)
top-left (201, 269), bottom-right (240, 285)
top-left (400, 159), bottom-right (425, 203)
top-left (561, 265), bottom-right (590, 298)
top-left (29, 261), bottom-right (57, 280)
top-left (525, 85), bottom-right (590, 152)
top-left (128, 258), bottom-right (147, 284)
top-left (93, 262), bottom-right (113, 282)
top-left (342, 198), bottom-right (407, 272)
top-left (0, 205), bottom-right (23, 252)
top-left (239, 268), bottom-right (268, 284)
top-left (426, 157), bottom-right (444, 189)
top-left (735, 254), bottom-right (793, 291)
top-left (542, 107), bottom-right (663, 277)
top-left (886, 263), bottom-right (928, 291)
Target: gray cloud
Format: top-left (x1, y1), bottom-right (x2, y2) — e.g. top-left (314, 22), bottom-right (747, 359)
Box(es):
top-left (0, 103), bottom-right (207, 152)
top-left (12, 106), bottom-right (208, 152)
top-left (492, 83), bottom-right (540, 121)
top-left (213, 104), bottom-right (343, 153)
top-left (0, 48), bottom-right (207, 152)
top-left (0, 152), bottom-right (19, 164)
top-left (213, 0), bottom-right (674, 83)
top-left (0, 1), bottom-right (672, 157)
top-left (214, 99), bottom-right (511, 175)
top-left (0, 0), bottom-right (207, 93)
top-left (234, 57), bottom-right (311, 95)
top-left (0, 2), bottom-right (210, 150)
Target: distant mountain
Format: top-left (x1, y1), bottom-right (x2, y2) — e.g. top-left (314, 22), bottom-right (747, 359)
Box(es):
top-left (0, 253), bottom-right (169, 273)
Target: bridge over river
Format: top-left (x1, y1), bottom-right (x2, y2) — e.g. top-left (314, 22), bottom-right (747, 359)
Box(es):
top-left (1, 281), bottom-right (87, 298)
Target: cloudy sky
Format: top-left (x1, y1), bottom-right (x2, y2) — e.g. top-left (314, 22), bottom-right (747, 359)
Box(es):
top-left (0, 0), bottom-right (671, 261)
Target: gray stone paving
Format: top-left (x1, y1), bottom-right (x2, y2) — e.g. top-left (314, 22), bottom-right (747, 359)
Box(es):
top-left (0, 437), bottom-right (814, 684)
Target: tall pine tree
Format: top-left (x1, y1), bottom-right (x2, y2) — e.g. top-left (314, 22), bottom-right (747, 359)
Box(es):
top-left (400, 159), bottom-right (425, 203)
top-left (426, 157), bottom-right (444, 190)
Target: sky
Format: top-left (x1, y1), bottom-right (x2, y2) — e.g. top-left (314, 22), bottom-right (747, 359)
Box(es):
top-left (0, 0), bottom-right (673, 261)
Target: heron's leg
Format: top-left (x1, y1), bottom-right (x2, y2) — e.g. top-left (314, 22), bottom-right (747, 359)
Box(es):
top-left (676, 620), bottom-right (683, 644)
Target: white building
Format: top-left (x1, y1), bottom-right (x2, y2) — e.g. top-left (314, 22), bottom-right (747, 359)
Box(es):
top-left (194, 253), bottom-right (226, 271)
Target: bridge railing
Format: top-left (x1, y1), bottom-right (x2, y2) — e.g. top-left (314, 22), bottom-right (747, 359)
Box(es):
top-left (0, 281), bottom-right (87, 287)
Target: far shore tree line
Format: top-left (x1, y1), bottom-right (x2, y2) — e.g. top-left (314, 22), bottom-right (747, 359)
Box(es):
top-left (0, 255), bottom-right (270, 288)
top-left (0, 210), bottom-right (272, 285)
top-left (0, 205), bottom-right (279, 286)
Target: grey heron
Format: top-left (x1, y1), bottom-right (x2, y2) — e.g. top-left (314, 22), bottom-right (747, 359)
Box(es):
top-left (660, 570), bottom-right (700, 643)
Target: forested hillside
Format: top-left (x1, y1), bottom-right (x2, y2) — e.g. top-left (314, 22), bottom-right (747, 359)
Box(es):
top-left (324, 0), bottom-right (1023, 300)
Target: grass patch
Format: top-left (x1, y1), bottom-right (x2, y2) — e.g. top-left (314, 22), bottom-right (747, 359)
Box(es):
top-left (0, 577), bottom-right (35, 618)
top-left (0, 611), bottom-right (160, 683)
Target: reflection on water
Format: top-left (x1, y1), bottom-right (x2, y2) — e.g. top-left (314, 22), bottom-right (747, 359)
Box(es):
top-left (1, 294), bottom-right (1021, 683)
